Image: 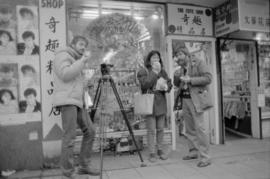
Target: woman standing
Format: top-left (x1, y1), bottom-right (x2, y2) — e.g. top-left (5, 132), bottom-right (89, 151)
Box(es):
top-left (137, 50), bottom-right (172, 162)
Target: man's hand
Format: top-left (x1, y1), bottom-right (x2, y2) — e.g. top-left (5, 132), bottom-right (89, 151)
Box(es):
top-left (81, 51), bottom-right (91, 63)
top-left (84, 51), bottom-right (91, 58)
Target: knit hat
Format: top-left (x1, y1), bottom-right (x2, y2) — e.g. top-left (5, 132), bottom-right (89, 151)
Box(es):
top-left (172, 41), bottom-right (190, 57)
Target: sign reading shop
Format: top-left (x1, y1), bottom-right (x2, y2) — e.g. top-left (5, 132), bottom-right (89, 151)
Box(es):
top-left (39, 0), bottom-right (66, 159)
top-left (167, 4), bottom-right (213, 36)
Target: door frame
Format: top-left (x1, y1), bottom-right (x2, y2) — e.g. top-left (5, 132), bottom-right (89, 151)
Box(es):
top-left (217, 37), bottom-right (262, 142)
top-left (167, 35), bottom-right (221, 149)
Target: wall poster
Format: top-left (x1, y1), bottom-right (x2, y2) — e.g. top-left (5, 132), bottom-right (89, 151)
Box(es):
top-left (0, 3), bottom-right (41, 124)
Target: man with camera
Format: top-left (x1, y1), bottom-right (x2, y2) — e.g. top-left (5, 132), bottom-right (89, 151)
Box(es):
top-left (52, 35), bottom-right (100, 178)
top-left (173, 46), bottom-right (212, 168)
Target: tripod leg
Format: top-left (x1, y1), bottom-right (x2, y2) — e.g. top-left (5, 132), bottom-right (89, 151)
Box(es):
top-left (98, 80), bottom-right (107, 179)
top-left (109, 78), bottom-right (146, 166)
top-left (90, 79), bottom-right (102, 119)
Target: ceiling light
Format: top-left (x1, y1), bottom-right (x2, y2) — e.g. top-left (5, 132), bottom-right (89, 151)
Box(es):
top-left (152, 13), bottom-right (159, 19)
top-left (81, 14), bottom-right (99, 19)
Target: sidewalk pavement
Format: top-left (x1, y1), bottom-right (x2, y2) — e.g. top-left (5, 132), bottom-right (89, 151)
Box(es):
top-left (7, 135), bottom-right (270, 179)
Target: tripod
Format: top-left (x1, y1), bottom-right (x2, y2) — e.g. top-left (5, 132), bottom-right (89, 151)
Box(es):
top-left (90, 74), bottom-right (146, 178)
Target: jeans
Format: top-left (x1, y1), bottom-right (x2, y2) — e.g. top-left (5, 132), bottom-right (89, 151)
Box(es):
top-left (146, 114), bottom-right (165, 154)
top-left (182, 98), bottom-right (210, 161)
top-left (60, 105), bottom-right (95, 173)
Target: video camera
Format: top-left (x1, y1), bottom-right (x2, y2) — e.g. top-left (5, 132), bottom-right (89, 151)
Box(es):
top-left (100, 63), bottom-right (114, 76)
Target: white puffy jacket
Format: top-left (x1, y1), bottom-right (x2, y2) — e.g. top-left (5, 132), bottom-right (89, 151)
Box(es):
top-left (52, 46), bottom-right (86, 108)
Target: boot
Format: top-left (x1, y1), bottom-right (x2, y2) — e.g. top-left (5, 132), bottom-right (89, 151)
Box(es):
top-left (157, 150), bottom-right (168, 160)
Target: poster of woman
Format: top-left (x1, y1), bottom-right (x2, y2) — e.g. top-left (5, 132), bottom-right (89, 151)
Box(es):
top-left (18, 60), bottom-right (40, 102)
top-left (0, 63), bottom-right (18, 87)
top-left (0, 29), bottom-right (16, 55)
top-left (19, 87), bottom-right (41, 113)
top-left (16, 5), bottom-right (38, 30)
top-left (16, 5), bottom-right (39, 55)
top-left (0, 87), bottom-right (19, 114)
top-left (0, 5), bottom-right (16, 29)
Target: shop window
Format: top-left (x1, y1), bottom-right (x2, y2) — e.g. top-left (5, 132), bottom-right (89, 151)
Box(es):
top-left (220, 40), bottom-right (254, 135)
top-left (259, 42), bottom-right (270, 119)
top-left (67, 1), bottom-right (166, 135)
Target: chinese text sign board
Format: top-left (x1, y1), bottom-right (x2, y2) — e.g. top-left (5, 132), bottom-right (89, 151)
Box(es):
top-left (167, 4), bottom-right (213, 36)
top-left (238, 0), bottom-right (269, 32)
top-left (215, 0), bottom-right (269, 37)
top-left (39, 0), bottom-right (66, 157)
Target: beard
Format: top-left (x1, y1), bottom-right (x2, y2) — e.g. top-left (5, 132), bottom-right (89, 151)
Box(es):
top-left (74, 48), bottom-right (84, 56)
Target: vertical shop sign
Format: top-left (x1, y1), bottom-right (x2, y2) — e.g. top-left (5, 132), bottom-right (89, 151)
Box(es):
top-left (238, 0), bottom-right (269, 32)
top-left (214, 0), bottom-right (239, 37)
top-left (39, 0), bottom-right (66, 142)
top-left (167, 4), bottom-right (213, 36)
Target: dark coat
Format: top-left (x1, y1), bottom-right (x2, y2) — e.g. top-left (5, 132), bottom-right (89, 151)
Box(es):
top-left (137, 67), bottom-right (172, 116)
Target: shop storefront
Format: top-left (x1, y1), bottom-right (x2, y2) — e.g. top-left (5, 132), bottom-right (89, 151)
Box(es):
top-left (0, 0), bottom-right (174, 170)
top-left (0, 0), bottom-right (224, 171)
top-left (214, 0), bottom-right (270, 141)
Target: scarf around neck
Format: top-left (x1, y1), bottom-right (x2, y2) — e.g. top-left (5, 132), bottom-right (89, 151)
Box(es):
top-left (65, 46), bottom-right (83, 60)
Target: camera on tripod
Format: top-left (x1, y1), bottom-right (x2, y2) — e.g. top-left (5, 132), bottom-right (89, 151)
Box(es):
top-left (100, 63), bottom-right (114, 76)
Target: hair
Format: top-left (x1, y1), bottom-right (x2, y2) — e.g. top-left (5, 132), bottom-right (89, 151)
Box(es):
top-left (24, 88), bottom-right (37, 97)
top-left (0, 88), bottom-right (15, 104)
top-left (70, 35), bottom-right (89, 47)
top-left (22, 31), bottom-right (35, 40)
top-left (144, 50), bottom-right (163, 69)
top-left (0, 30), bottom-right (13, 41)
top-left (19, 7), bottom-right (34, 17)
top-left (21, 65), bottom-right (35, 74)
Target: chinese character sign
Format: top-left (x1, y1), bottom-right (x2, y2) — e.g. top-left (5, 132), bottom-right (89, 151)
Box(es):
top-left (238, 0), bottom-right (269, 32)
top-left (39, 0), bottom-right (66, 140)
top-left (167, 4), bottom-right (213, 36)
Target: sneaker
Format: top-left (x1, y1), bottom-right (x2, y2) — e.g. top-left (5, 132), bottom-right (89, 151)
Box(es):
top-left (157, 150), bottom-right (168, 160)
top-left (78, 166), bottom-right (100, 176)
top-left (148, 153), bottom-right (157, 163)
top-left (197, 160), bottom-right (211, 167)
